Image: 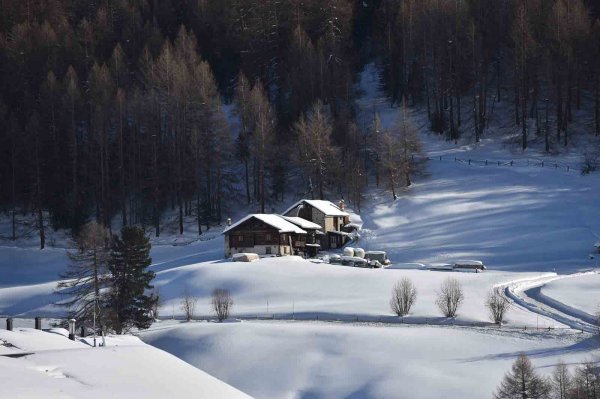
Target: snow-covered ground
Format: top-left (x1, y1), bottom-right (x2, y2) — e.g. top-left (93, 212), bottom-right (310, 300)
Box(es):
top-left (140, 320), bottom-right (599, 399)
top-left (0, 327), bottom-right (251, 398)
top-left (541, 272), bottom-right (600, 318)
top-left (152, 257), bottom-right (566, 328)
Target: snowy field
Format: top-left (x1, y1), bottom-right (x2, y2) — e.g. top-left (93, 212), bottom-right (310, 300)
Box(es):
top-left (0, 327), bottom-right (251, 398)
top-left (151, 257), bottom-right (564, 327)
top-left (541, 273), bottom-right (600, 317)
top-left (140, 320), bottom-right (599, 399)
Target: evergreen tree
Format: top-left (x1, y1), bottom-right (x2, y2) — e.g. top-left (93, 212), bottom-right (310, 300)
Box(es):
top-left (107, 226), bottom-right (157, 334)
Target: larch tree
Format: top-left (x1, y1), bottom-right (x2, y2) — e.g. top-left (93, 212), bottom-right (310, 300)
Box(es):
top-left (294, 99), bottom-right (338, 200)
top-left (56, 221), bottom-right (111, 327)
top-left (234, 72), bottom-right (253, 204)
top-left (494, 354), bottom-right (551, 399)
top-left (248, 81), bottom-right (275, 213)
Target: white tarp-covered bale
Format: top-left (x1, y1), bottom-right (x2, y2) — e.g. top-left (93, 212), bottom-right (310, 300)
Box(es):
top-left (343, 247), bottom-right (354, 257)
top-left (233, 253), bottom-right (260, 262)
top-left (354, 248), bottom-right (365, 258)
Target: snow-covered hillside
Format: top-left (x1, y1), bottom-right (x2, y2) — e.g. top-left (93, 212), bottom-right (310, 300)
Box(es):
top-left (0, 327), bottom-right (251, 398)
top-left (140, 320), bottom-right (599, 399)
top-left (541, 272), bottom-right (600, 317)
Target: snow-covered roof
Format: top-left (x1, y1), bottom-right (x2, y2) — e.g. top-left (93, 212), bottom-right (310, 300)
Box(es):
top-left (280, 216), bottom-right (322, 230)
top-left (283, 199), bottom-right (349, 217)
top-left (223, 214), bottom-right (307, 235)
top-left (453, 260), bottom-right (484, 266)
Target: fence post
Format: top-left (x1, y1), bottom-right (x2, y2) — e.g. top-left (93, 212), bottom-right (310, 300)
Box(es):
top-left (35, 317), bottom-right (42, 330)
top-left (485, 160), bottom-right (488, 165)
top-left (511, 160), bottom-right (514, 166)
top-left (68, 319), bottom-right (76, 341)
top-left (80, 326), bottom-right (86, 337)
top-left (6, 318), bottom-right (13, 331)
top-left (468, 159), bottom-right (471, 165)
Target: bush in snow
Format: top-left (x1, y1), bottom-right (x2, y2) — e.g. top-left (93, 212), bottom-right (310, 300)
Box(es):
top-left (435, 277), bottom-right (464, 318)
top-left (390, 278), bottom-right (417, 317)
top-left (494, 354), bottom-right (551, 399)
top-left (212, 288), bottom-right (234, 322)
top-left (486, 290), bottom-right (510, 325)
top-left (151, 287), bottom-right (161, 320)
top-left (181, 286), bottom-right (198, 321)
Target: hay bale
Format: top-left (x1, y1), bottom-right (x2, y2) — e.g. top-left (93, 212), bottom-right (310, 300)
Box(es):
top-left (354, 248), bottom-right (365, 258)
top-left (343, 247), bottom-right (354, 257)
top-left (233, 253), bottom-right (260, 262)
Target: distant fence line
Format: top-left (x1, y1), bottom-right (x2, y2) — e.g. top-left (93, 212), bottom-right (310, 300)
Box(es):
top-left (414, 155), bottom-right (576, 173)
top-left (1, 313), bottom-right (589, 335)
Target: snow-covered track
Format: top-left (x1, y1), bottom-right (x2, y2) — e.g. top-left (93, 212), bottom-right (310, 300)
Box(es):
top-left (501, 271), bottom-right (598, 334)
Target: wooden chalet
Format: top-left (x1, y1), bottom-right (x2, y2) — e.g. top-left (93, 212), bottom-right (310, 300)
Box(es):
top-left (282, 199), bottom-right (352, 249)
top-left (223, 214), bottom-right (322, 258)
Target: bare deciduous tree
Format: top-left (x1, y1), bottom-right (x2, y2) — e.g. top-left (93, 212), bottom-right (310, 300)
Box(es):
top-left (151, 287), bottom-right (161, 320)
top-left (486, 290), bottom-right (510, 325)
top-left (551, 360), bottom-right (572, 399)
top-left (436, 277), bottom-right (464, 318)
top-left (56, 221), bottom-right (111, 326)
top-left (212, 288), bottom-right (234, 322)
top-left (390, 278), bottom-right (417, 317)
top-left (180, 286), bottom-right (197, 322)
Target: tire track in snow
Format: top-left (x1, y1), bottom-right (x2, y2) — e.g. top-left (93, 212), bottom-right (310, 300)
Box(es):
top-left (500, 271), bottom-right (598, 334)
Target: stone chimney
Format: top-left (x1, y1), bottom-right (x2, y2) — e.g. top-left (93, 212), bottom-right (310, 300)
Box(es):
top-left (338, 200), bottom-right (345, 211)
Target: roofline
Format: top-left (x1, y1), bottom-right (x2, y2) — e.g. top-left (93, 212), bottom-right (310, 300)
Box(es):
top-left (282, 199), bottom-right (350, 217)
top-left (222, 214), bottom-right (307, 235)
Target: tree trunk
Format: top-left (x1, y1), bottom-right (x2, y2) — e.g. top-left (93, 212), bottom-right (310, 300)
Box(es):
top-left (595, 73), bottom-right (600, 136)
top-left (119, 102), bottom-right (127, 227)
top-left (244, 160), bottom-right (250, 204)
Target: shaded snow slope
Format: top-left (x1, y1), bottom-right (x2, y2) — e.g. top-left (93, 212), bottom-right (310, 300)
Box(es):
top-left (0, 327), bottom-right (252, 398)
top-left (140, 321), bottom-right (599, 399)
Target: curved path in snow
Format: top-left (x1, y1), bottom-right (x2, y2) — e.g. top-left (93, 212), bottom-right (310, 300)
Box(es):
top-left (500, 271), bottom-right (599, 334)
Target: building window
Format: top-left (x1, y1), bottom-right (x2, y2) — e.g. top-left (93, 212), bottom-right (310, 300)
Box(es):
top-left (284, 247), bottom-right (288, 254)
top-left (265, 234), bottom-right (271, 241)
top-left (266, 247), bottom-right (272, 254)
top-left (238, 235), bottom-right (244, 242)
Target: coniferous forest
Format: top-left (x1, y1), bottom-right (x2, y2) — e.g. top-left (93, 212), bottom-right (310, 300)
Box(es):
top-left (1, 0), bottom-right (599, 246)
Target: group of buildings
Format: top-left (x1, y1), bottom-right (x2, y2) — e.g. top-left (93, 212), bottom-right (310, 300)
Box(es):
top-left (223, 199), bottom-right (355, 258)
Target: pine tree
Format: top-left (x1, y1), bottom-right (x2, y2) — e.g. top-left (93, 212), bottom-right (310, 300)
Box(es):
top-left (107, 226), bottom-right (157, 334)
top-left (494, 354), bottom-right (551, 399)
